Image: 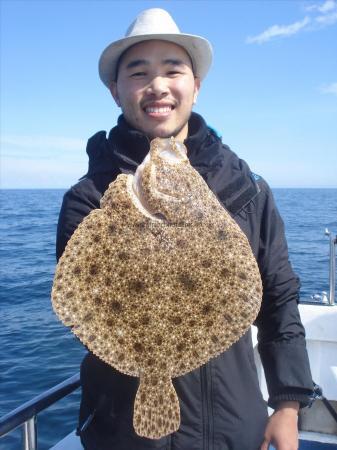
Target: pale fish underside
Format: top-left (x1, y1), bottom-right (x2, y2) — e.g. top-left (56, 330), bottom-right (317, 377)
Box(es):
top-left (51, 137), bottom-right (263, 439)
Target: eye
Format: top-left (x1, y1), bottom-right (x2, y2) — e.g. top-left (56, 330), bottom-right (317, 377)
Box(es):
top-left (167, 70), bottom-right (181, 76)
top-left (130, 71), bottom-right (146, 78)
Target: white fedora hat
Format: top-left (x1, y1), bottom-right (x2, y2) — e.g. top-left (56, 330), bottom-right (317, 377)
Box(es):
top-left (98, 8), bottom-right (213, 88)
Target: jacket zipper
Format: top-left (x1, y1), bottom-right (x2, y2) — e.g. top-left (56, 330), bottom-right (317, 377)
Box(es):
top-left (201, 363), bottom-right (213, 450)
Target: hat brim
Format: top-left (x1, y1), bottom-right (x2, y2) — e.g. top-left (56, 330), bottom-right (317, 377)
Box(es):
top-left (98, 33), bottom-right (213, 87)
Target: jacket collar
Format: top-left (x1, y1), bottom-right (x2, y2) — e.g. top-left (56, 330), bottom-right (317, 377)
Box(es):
top-left (108, 115), bottom-right (150, 169)
top-left (85, 112), bottom-right (260, 216)
top-left (106, 112), bottom-right (210, 170)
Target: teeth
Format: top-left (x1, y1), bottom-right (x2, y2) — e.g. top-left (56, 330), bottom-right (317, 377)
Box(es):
top-left (145, 106), bottom-right (172, 113)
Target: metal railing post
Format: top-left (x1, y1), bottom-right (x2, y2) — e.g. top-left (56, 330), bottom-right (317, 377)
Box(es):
top-left (0, 373), bottom-right (80, 445)
top-left (325, 229), bottom-right (336, 306)
top-left (22, 417), bottom-right (37, 450)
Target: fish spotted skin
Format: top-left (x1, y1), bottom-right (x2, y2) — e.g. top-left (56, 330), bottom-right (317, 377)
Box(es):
top-left (52, 137), bottom-right (262, 439)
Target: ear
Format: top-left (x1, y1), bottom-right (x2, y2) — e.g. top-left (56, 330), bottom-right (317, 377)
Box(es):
top-left (109, 81), bottom-right (121, 107)
top-left (193, 77), bottom-right (201, 104)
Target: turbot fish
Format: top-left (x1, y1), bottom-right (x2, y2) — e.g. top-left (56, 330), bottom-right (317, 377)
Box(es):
top-left (51, 137), bottom-right (262, 439)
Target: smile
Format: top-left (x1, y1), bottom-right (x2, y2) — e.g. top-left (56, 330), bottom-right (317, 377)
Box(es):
top-left (144, 106), bottom-right (173, 114)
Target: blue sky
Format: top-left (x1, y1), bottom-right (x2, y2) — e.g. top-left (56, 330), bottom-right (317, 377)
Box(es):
top-left (1, 0), bottom-right (336, 188)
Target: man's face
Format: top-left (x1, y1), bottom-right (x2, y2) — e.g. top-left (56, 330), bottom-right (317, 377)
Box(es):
top-left (110, 40), bottom-right (200, 142)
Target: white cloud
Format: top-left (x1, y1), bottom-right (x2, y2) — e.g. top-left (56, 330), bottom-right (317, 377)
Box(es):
top-left (320, 82), bottom-right (337, 95)
top-left (0, 134), bottom-right (87, 163)
top-left (247, 0), bottom-right (337, 44)
top-left (305, 0), bottom-right (336, 13)
top-left (246, 17), bottom-right (310, 44)
top-left (1, 135), bottom-right (85, 152)
top-left (0, 135), bottom-right (88, 187)
top-left (1, 156), bottom-right (87, 188)
top-left (315, 10), bottom-right (337, 24)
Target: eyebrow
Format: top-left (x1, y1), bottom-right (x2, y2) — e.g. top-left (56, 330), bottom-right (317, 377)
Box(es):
top-left (125, 59), bottom-right (149, 70)
top-left (125, 58), bottom-right (186, 70)
top-left (162, 58), bottom-right (185, 66)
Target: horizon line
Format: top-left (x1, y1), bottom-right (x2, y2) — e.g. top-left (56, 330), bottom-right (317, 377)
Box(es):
top-left (1, 186), bottom-right (337, 190)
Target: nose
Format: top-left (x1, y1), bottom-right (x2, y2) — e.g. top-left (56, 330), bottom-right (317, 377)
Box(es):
top-left (146, 76), bottom-right (169, 97)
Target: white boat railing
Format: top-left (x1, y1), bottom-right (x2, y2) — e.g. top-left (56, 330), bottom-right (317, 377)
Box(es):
top-left (302, 230), bottom-right (336, 307)
top-left (325, 229), bottom-right (336, 306)
top-left (0, 373), bottom-right (80, 450)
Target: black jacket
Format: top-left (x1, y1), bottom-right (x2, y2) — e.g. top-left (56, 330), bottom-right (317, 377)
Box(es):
top-left (56, 113), bottom-right (313, 450)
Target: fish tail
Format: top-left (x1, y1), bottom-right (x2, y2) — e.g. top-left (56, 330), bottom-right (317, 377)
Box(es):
top-left (133, 374), bottom-right (180, 439)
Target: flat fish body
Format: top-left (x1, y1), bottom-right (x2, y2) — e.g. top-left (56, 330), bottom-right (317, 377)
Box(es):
top-left (52, 138), bottom-right (262, 439)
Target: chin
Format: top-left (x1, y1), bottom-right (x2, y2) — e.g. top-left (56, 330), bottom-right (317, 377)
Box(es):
top-left (146, 130), bottom-right (174, 141)
top-left (148, 126), bottom-right (187, 142)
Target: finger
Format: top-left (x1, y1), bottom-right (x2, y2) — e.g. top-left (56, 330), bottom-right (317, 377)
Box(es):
top-left (260, 439), bottom-right (270, 450)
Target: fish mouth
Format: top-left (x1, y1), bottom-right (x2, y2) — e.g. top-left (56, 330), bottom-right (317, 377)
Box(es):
top-left (156, 138), bottom-right (187, 163)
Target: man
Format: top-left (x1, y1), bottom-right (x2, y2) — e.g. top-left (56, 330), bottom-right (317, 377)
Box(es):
top-left (56, 8), bottom-right (313, 450)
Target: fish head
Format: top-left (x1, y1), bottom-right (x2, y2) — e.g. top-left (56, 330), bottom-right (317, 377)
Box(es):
top-left (132, 137), bottom-right (204, 222)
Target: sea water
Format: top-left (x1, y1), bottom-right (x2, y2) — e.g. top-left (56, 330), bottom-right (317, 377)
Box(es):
top-left (0, 188), bottom-right (336, 449)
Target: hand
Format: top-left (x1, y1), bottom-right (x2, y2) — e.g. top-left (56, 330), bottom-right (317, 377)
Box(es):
top-left (260, 401), bottom-right (299, 450)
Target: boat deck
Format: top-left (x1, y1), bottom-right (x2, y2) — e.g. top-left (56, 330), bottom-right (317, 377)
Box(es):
top-left (50, 430), bottom-right (337, 450)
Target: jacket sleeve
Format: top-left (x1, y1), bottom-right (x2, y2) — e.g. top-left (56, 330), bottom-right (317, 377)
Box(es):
top-left (56, 178), bottom-right (102, 261)
top-left (255, 183), bottom-right (313, 408)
